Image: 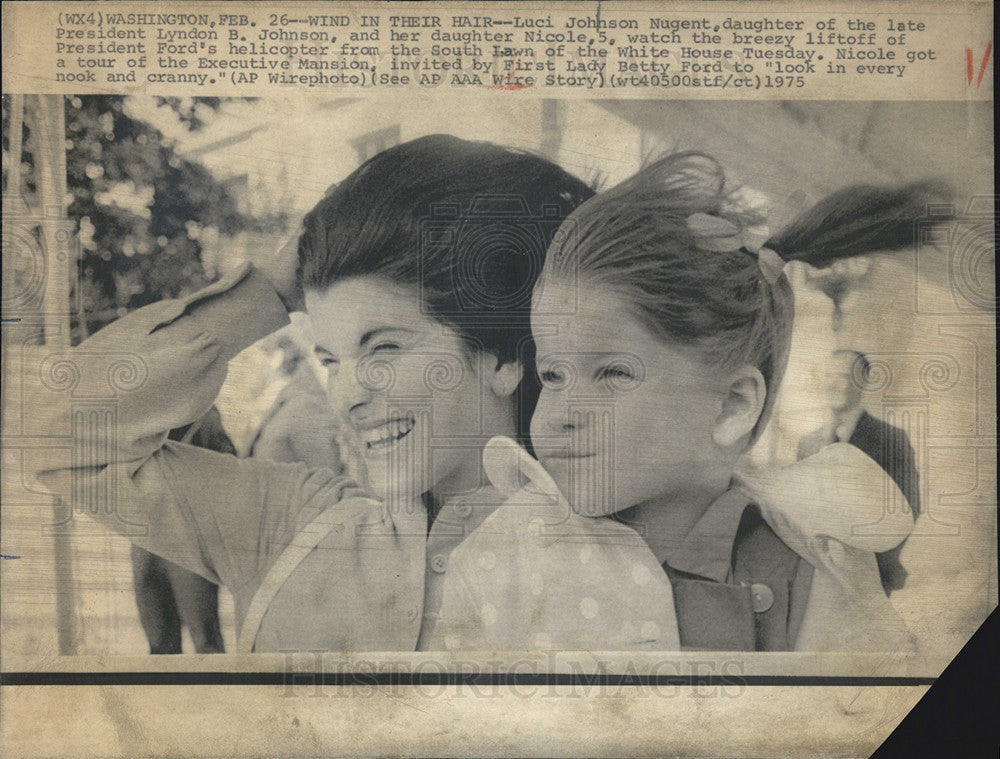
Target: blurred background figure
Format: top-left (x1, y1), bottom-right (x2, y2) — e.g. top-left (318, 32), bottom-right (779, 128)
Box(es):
top-left (802, 256), bottom-right (872, 333)
top-left (131, 407), bottom-right (233, 654)
top-left (216, 312), bottom-right (358, 475)
top-left (798, 349), bottom-right (921, 595)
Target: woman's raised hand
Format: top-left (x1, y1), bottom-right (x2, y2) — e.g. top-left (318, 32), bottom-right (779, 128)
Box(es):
top-left (252, 229), bottom-right (305, 313)
top-left (482, 436), bottom-right (566, 511)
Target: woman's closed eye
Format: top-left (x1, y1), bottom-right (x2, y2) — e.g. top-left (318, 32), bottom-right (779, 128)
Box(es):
top-left (597, 365), bottom-right (633, 380)
top-left (314, 348), bottom-right (339, 368)
top-left (371, 342), bottom-right (401, 354)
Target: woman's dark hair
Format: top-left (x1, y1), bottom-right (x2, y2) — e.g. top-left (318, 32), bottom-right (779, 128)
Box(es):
top-left (544, 151), bottom-right (950, 442)
top-left (298, 134), bottom-right (595, 450)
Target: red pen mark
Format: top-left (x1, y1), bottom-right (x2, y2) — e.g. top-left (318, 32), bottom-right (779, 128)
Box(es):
top-left (487, 66), bottom-right (535, 90)
top-left (977, 41), bottom-right (992, 87)
top-left (968, 44), bottom-right (992, 87)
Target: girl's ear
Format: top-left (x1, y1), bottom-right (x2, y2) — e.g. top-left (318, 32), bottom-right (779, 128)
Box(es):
top-left (485, 357), bottom-right (523, 398)
top-left (713, 366), bottom-right (767, 449)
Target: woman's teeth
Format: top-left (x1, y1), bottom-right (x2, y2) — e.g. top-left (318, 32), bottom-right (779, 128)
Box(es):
top-left (363, 416), bottom-right (416, 451)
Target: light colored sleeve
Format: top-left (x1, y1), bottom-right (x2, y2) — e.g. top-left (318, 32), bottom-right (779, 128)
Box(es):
top-left (435, 436), bottom-right (680, 652)
top-left (738, 442), bottom-right (916, 555)
top-left (436, 502), bottom-right (680, 652)
top-left (794, 539), bottom-right (917, 653)
top-left (26, 263), bottom-right (360, 588)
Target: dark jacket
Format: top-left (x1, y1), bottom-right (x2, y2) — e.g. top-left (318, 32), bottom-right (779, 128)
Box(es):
top-left (660, 489), bottom-right (814, 651)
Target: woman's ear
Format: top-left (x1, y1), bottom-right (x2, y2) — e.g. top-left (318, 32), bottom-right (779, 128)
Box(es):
top-left (712, 365), bottom-right (767, 449)
top-left (485, 357), bottom-right (523, 398)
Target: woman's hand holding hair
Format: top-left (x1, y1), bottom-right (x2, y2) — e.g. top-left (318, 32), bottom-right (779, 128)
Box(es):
top-left (251, 229), bottom-right (305, 313)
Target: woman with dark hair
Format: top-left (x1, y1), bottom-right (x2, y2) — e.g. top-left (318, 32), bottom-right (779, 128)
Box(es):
top-left (296, 135), bottom-right (592, 488)
top-left (31, 135), bottom-right (595, 652)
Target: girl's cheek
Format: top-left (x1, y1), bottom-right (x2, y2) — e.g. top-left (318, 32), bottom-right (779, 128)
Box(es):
top-left (528, 400), bottom-right (544, 441)
top-left (531, 389), bottom-right (559, 430)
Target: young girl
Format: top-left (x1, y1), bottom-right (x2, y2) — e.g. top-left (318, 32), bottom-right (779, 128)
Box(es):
top-left (435, 152), bottom-right (941, 652)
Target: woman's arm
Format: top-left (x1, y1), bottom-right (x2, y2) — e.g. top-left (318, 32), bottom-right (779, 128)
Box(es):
top-left (737, 443), bottom-right (916, 555)
top-left (26, 263), bottom-right (356, 587)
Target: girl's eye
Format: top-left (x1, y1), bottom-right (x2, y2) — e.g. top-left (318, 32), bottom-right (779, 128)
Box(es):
top-left (371, 343), bottom-right (400, 354)
top-left (318, 357), bottom-right (339, 368)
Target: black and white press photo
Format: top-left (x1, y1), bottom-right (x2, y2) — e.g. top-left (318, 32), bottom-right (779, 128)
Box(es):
top-left (0, 5), bottom-right (996, 752)
top-left (4, 94), bottom-right (993, 665)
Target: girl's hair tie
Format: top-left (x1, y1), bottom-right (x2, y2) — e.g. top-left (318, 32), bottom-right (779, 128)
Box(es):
top-left (754, 246), bottom-right (786, 285)
top-left (685, 186), bottom-right (786, 285)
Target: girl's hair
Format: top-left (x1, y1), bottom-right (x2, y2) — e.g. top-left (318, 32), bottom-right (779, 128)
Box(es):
top-left (544, 151), bottom-right (950, 442)
top-left (298, 134), bottom-right (595, 450)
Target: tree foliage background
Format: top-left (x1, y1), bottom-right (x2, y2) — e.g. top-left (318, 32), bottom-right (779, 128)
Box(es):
top-left (3, 95), bottom-right (280, 344)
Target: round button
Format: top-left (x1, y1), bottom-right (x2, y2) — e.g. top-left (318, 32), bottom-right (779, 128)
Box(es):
top-left (749, 582), bottom-right (774, 613)
top-left (405, 608), bottom-right (419, 622)
top-left (453, 502), bottom-right (472, 518)
top-left (430, 554), bottom-right (448, 573)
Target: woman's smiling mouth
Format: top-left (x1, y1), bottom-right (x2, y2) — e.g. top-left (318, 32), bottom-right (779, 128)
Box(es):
top-left (360, 414), bottom-right (416, 452)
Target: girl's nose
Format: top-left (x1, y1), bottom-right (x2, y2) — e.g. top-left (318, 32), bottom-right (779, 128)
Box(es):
top-left (537, 389), bottom-right (580, 433)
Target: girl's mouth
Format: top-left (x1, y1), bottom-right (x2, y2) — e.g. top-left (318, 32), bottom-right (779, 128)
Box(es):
top-left (540, 446), bottom-right (597, 460)
top-left (361, 414), bottom-right (416, 452)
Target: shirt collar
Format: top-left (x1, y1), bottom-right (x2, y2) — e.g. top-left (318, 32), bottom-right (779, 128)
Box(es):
top-left (428, 485), bottom-right (506, 537)
top-left (834, 407), bottom-right (865, 442)
top-left (662, 487), bottom-right (752, 583)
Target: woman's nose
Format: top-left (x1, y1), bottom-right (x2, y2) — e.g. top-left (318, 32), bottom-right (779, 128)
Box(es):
top-left (327, 360), bottom-right (374, 418)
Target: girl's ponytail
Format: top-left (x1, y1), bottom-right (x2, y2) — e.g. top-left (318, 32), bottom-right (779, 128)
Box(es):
top-left (768, 180), bottom-right (953, 269)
